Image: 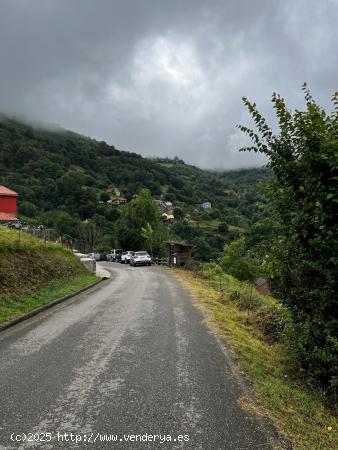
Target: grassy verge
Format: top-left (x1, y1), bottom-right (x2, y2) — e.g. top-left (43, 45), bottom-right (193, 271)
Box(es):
top-left (174, 269), bottom-right (337, 450)
top-left (0, 226), bottom-right (97, 323)
top-left (0, 272), bottom-right (97, 323)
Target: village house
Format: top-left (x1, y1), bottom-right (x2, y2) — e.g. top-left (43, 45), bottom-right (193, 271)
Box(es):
top-left (106, 186), bottom-right (121, 197)
top-left (200, 201), bottom-right (212, 209)
top-left (154, 198), bottom-right (174, 214)
top-left (161, 212), bottom-right (175, 224)
top-left (112, 197), bottom-right (127, 206)
top-left (0, 186), bottom-right (18, 223)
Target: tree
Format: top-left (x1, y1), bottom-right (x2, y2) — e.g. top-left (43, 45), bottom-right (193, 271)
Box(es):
top-left (117, 188), bottom-right (160, 250)
top-left (209, 208), bottom-right (221, 220)
top-left (192, 238), bottom-right (214, 261)
top-left (218, 222), bottom-right (229, 233)
top-left (79, 221), bottom-right (99, 252)
top-left (173, 207), bottom-right (184, 220)
top-left (141, 223), bottom-right (154, 255)
top-left (220, 237), bottom-right (259, 282)
top-left (238, 85), bottom-right (338, 396)
top-left (246, 217), bottom-right (281, 260)
top-left (100, 191), bottom-right (110, 202)
top-left (53, 211), bottom-right (80, 237)
top-left (172, 221), bottom-right (201, 241)
top-left (20, 200), bottom-right (38, 217)
top-left (104, 207), bottom-right (121, 222)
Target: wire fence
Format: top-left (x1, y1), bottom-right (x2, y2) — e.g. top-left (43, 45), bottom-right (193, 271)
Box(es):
top-left (3, 222), bottom-right (78, 250)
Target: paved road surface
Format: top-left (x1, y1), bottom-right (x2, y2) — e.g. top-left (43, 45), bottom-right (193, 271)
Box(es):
top-left (0, 264), bottom-right (281, 449)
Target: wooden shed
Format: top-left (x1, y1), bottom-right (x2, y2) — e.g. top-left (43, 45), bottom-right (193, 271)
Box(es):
top-left (165, 240), bottom-right (194, 266)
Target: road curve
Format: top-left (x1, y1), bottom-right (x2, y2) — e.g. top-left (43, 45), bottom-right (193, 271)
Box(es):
top-left (0, 264), bottom-right (280, 449)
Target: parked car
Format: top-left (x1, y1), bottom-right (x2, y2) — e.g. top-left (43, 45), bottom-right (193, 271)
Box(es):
top-left (130, 251), bottom-right (152, 266)
top-left (121, 251), bottom-right (133, 264)
top-left (89, 252), bottom-right (101, 261)
top-left (116, 252), bottom-right (123, 263)
top-left (106, 249), bottom-right (123, 262)
top-left (8, 221), bottom-right (22, 229)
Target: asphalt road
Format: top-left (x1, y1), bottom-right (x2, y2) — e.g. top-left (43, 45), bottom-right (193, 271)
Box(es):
top-left (0, 264), bottom-right (282, 449)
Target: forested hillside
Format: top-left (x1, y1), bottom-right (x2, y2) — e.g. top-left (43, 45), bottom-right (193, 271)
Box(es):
top-left (0, 115), bottom-right (269, 257)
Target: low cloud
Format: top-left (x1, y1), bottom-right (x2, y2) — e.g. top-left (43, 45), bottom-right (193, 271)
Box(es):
top-left (0, 0), bottom-right (337, 169)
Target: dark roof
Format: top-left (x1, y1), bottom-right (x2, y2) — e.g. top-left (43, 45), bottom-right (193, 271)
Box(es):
top-left (164, 240), bottom-right (194, 248)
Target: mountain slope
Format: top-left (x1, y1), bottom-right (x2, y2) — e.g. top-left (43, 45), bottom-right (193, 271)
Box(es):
top-left (0, 115), bottom-right (270, 257)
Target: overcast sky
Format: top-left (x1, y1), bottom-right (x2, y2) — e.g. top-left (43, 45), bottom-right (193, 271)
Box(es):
top-left (0, 0), bottom-right (337, 169)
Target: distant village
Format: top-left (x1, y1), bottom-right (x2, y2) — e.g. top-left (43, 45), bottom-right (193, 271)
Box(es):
top-left (0, 183), bottom-right (213, 229)
top-left (101, 185), bottom-right (212, 226)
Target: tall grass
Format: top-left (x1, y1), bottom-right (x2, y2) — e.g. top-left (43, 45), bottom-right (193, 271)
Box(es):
top-left (175, 263), bottom-right (338, 449)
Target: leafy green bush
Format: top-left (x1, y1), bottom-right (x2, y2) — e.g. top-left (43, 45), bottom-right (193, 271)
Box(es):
top-left (227, 285), bottom-right (261, 310)
top-left (239, 86), bottom-right (338, 398)
top-left (227, 286), bottom-right (242, 302)
top-left (220, 237), bottom-right (260, 282)
top-left (255, 301), bottom-right (291, 342)
top-left (184, 259), bottom-right (203, 274)
top-left (236, 286), bottom-right (262, 310)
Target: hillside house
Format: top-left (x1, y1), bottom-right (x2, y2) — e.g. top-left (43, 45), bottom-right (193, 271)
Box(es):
top-left (112, 197), bottom-right (127, 206)
top-left (106, 186), bottom-right (121, 196)
top-left (200, 201), bottom-right (212, 209)
top-left (0, 186), bottom-right (18, 222)
top-left (161, 213), bottom-right (175, 224)
top-left (154, 199), bottom-right (174, 214)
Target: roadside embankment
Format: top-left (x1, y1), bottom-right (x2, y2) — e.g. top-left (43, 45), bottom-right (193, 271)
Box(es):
top-left (0, 226), bottom-right (97, 323)
top-left (174, 265), bottom-right (337, 450)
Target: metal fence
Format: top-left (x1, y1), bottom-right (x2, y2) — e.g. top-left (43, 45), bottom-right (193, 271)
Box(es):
top-left (3, 222), bottom-right (76, 249)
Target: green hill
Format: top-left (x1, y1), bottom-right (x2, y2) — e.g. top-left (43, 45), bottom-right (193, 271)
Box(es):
top-left (0, 115), bottom-right (270, 258)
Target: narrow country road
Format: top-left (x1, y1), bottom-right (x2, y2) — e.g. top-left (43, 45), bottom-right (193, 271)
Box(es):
top-left (0, 264), bottom-right (280, 449)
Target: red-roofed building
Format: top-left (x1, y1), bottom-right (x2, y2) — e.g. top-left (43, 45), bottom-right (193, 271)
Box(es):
top-left (0, 186), bottom-right (18, 222)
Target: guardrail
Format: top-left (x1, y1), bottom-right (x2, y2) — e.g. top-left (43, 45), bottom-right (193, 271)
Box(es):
top-left (152, 257), bottom-right (169, 265)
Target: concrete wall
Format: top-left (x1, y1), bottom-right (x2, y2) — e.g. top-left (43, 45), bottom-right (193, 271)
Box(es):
top-left (73, 250), bottom-right (96, 274)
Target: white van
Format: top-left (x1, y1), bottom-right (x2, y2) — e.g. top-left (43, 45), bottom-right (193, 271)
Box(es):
top-left (106, 249), bottom-right (122, 262)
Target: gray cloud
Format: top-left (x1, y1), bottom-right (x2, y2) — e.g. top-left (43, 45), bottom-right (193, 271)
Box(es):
top-left (0, 0), bottom-right (337, 169)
